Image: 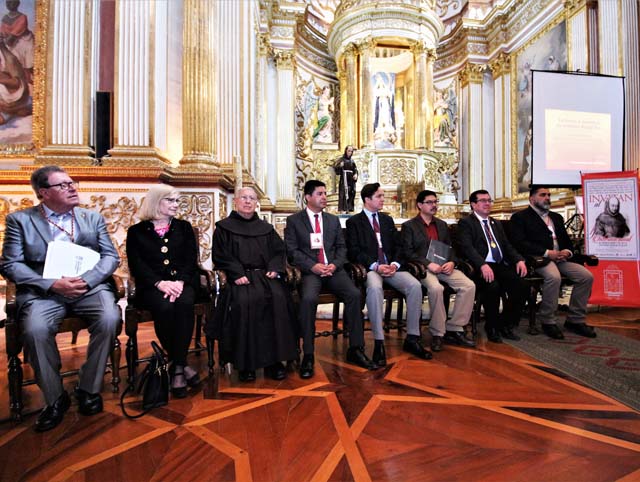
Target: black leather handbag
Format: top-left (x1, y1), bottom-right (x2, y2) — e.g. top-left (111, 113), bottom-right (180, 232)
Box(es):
top-left (120, 341), bottom-right (169, 419)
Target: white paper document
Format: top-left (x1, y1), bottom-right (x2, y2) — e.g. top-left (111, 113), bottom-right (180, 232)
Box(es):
top-left (42, 241), bottom-right (100, 279)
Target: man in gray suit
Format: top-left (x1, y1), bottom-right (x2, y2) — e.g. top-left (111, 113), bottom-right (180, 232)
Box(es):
top-left (285, 180), bottom-right (377, 379)
top-left (0, 166), bottom-right (121, 432)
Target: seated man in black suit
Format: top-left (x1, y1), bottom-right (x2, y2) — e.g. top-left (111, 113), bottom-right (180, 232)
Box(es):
top-left (285, 180), bottom-right (377, 378)
top-left (346, 183), bottom-right (427, 364)
top-left (510, 186), bottom-right (596, 339)
top-left (457, 190), bottom-right (528, 343)
top-left (401, 190), bottom-right (476, 351)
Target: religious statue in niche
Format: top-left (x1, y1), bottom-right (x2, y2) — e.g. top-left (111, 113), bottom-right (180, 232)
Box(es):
top-left (312, 84), bottom-right (334, 144)
top-left (372, 72), bottom-right (398, 149)
top-left (433, 81), bottom-right (458, 148)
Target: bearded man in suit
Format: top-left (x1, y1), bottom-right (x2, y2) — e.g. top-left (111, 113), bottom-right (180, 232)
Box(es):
top-left (0, 165), bottom-right (120, 432)
top-left (510, 186), bottom-right (596, 340)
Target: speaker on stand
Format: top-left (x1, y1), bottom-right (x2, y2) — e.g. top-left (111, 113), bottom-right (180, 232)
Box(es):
top-left (94, 91), bottom-right (112, 165)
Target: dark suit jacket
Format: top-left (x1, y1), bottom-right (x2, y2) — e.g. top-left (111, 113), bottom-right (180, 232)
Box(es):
top-left (284, 210), bottom-right (347, 274)
top-left (400, 215), bottom-right (459, 267)
top-left (0, 205), bottom-right (119, 307)
top-left (345, 211), bottom-right (404, 269)
top-left (126, 218), bottom-right (199, 291)
top-left (457, 213), bottom-right (524, 271)
top-left (510, 206), bottom-right (574, 257)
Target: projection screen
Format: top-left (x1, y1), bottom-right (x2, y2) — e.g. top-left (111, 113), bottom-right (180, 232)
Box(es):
top-left (531, 70), bottom-right (625, 187)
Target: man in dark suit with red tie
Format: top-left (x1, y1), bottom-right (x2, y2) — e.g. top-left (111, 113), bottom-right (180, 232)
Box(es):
top-left (346, 183), bottom-right (426, 365)
top-left (457, 190), bottom-right (528, 343)
top-left (285, 180), bottom-right (377, 379)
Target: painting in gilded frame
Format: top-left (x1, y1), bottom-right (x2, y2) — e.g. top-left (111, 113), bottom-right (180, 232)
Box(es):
top-left (0, 0), bottom-right (36, 153)
top-left (513, 19), bottom-right (567, 194)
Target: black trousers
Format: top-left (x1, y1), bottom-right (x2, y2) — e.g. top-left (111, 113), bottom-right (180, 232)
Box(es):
top-left (138, 285), bottom-right (195, 366)
top-left (298, 270), bottom-right (363, 354)
top-left (475, 263), bottom-right (527, 331)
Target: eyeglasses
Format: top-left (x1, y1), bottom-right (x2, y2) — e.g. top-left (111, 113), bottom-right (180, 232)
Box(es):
top-left (239, 196), bottom-right (258, 202)
top-left (163, 197), bottom-right (180, 204)
top-left (45, 181), bottom-right (78, 191)
top-left (475, 199), bottom-right (494, 204)
top-left (420, 200), bottom-right (439, 205)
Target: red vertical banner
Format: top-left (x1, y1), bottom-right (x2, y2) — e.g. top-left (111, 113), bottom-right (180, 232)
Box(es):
top-left (582, 171), bottom-right (640, 306)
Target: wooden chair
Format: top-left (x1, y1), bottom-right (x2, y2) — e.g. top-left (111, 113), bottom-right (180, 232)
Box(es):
top-left (493, 220), bottom-right (598, 334)
top-left (124, 228), bottom-right (216, 383)
top-left (3, 275), bottom-right (125, 422)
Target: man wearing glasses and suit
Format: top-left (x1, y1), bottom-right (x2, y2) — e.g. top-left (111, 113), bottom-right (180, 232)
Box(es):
top-left (0, 165), bottom-right (121, 432)
top-left (457, 190), bottom-right (528, 343)
top-left (285, 180), bottom-right (377, 379)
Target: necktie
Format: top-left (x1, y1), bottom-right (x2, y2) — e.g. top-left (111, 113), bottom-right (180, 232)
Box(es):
top-left (372, 213), bottom-right (386, 264)
top-left (482, 219), bottom-right (503, 263)
top-left (314, 214), bottom-right (325, 264)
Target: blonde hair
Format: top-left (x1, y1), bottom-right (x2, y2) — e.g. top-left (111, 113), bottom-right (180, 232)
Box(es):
top-left (139, 184), bottom-right (179, 221)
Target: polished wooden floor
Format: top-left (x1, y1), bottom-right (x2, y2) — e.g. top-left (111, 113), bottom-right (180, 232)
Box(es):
top-left (1, 308), bottom-right (640, 481)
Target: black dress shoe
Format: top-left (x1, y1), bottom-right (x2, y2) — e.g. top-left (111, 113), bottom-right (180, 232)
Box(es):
top-left (238, 370), bottom-right (257, 382)
top-left (542, 323), bottom-right (565, 340)
top-left (500, 327), bottom-right (521, 341)
top-left (402, 338), bottom-right (433, 360)
top-left (74, 387), bottom-right (103, 416)
top-left (444, 331), bottom-right (477, 348)
top-left (564, 322), bottom-right (597, 338)
top-left (430, 336), bottom-right (443, 352)
top-left (346, 347), bottom-right (378, 370)
top-left (485, 328), bottom-right (503, 343)
top-left (35, 391), bottom-right (71, 432)
top-left (372, 340), bottom-right (387, 367)
top-left (299, 355), bottom-right (314, 379)
top-left (264, 362), bottom-right (287, 380)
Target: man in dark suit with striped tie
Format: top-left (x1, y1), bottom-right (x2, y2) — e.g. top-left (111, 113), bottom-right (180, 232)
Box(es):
top-left (457, 190), bottom-right (528, 343)
top-left (284, 180), bottom-right (377, 379)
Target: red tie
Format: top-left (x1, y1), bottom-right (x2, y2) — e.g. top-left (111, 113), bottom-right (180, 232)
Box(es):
top-left (314, 214), bottom-right (325, 264)
top-left (372, 213), bottom-right (386, 264)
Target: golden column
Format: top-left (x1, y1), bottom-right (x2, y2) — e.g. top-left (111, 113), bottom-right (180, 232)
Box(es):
top-left (180, 0), bottom-right (217, 167)
top-left (357, 37), bottom-right (375, 148)
top-left (342, 43), bottom-right (359, 148)
top-left (426, 48), bottom-right (437, 150)
top-left (412, 41), bottom-right (428, 149)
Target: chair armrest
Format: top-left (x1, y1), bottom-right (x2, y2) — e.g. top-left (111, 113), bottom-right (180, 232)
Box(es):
top-left (285, 264), bottom-right (301, 288)
top-left (406, 261), bottom-right (427, 279)
top-left (198, 265), bottom-right (216, 293)
top-left (111, 274), bottom-right (126, 300)
top-left (455, 260), bottom-right (475, 278)
top-left (345, 263), bottom-right (367, 284)
top-left (4, 279), bottom-right (17, 318)
top-left (574, 254), bottom-right (599, 267)
top-left (525, 255), bottom-right (547, 270)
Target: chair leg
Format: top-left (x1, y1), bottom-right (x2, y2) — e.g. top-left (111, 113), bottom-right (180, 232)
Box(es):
top-left (384, 297), bottom-right (392, 333)
top-left (6, 321), bottom-right (24, 421)
top-left (110, 336), bottom-right (121, 392)
top-left (396, 298), bottom-right (405, 332)
top-left (332, 302), bottom-right (340, 338)
top-left (194, 313), bottom-right (204, 354)
top-left (206, 337), bottom-right (215, 375)
top-left (71, 329), bottom-right (79, 345)
top-left (8, 354), bottom-right (23, 422)
top-left (528, 287), bottom-right (540, 335)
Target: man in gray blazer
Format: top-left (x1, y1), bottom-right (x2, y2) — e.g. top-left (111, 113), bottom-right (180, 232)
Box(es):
top-left (0, 165), bottom-right (121, 432)
top-left (285, 180), bottom-right (377, 379)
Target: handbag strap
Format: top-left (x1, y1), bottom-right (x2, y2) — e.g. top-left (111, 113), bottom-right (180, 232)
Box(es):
top-left (120, 382), bottom-right (156, 419)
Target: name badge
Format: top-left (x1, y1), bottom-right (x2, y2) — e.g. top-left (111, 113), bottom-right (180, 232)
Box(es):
top-left (375, 232), bottom-right (383, 249)
top-left (310, 233), bottom-right (324, 249)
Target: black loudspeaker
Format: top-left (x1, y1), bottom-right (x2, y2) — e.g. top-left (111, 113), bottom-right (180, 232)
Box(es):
top-left (95, 91), bottom-right (112, 161)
